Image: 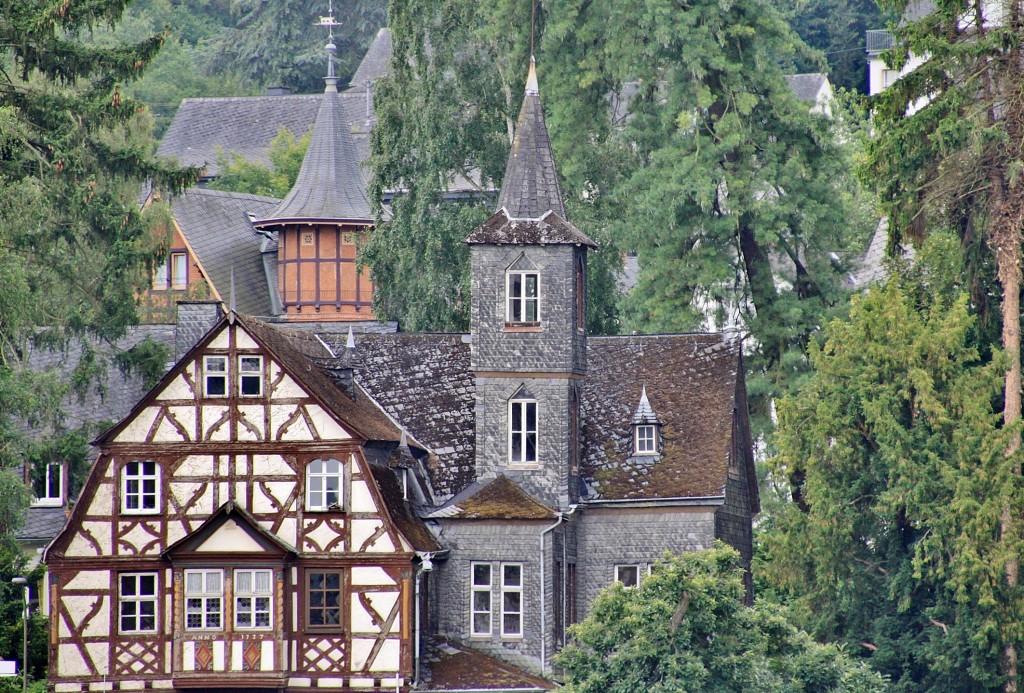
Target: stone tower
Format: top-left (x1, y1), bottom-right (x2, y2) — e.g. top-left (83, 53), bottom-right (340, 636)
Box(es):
top-left (466, 60), bottom-right (596, 509)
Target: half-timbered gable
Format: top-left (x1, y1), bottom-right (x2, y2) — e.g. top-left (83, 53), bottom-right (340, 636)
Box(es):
top-left (46, 314), bottom-right (439, 693)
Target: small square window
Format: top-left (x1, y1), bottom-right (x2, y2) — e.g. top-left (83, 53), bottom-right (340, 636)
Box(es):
top-left (635, 425), bottom-right (657, 455)
top-left (239, 355), bottom-right (263, 397)
top-left (301, 231), bottom-right (315, 246)
top-left (31, 462), bottom-right (63, 507)
top-left (204, 356), bottom-right (227, 397)
top-left (615, 565), bottom-right (641, 588)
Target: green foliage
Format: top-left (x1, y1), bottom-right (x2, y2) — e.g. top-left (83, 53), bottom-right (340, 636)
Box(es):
top-left (767, 0), bottom-right (895, 92)
top-left (115, 337), bottom-right (172, 390)
top-left (761, 232), bottom-right (1023, 689)
top-left (0, 536), bottom-right (47, 684)
top-left (205, 0), bottom-right (386, 94)
top-left (207, 127), bottom-right (311, 198)
top-left (557, 544), bottom-right (887, 692)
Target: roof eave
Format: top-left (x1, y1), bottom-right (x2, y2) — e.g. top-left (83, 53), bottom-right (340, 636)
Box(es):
top-left (252, 216), bottom-right (374, 228)
top-left (581, 495), bottom-right (725, 509)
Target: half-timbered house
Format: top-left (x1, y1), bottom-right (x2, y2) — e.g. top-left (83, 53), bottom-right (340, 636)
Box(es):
top-left (45, 58), bottom-right (758, 692)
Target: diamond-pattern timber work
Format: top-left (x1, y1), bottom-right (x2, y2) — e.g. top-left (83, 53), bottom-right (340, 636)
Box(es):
top-left (194, 641), bottom-right (213, 671)
top-left (114, 640), bottom-right (162, 676)
top-left (243, 641), bottom-right (261, 671)
top-left (302, 636), bottom-right (347, 671)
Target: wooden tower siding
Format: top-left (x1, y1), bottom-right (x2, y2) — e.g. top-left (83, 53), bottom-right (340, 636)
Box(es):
top-left (278, 222), bottom-right (375, 320)
top-left (46, 319), bottom-right (416, 692)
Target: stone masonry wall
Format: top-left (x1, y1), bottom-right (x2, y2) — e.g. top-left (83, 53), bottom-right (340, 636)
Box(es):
top-left (576, 506), bottom-right (717, 613)
top-left (470, 245), bottom-right (585, 375)
top-left (474, 376), bottom-right (573, 508)
top-left (433, 520), bottom-right (564, 673)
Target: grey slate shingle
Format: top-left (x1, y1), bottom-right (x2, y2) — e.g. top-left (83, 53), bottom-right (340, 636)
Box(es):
top-left (170, 188), bottom-right (282, 316)
top-left (350, 28), bottom-right (392, 86)
top-left (784, 73), bottom-right (828, 103)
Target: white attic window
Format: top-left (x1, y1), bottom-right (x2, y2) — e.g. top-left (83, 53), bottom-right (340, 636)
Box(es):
top-left (631, 385), bottom-right (662, 456)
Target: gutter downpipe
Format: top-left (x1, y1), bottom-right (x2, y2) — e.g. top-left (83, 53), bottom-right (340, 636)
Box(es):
top-left (414, 551), bottom-right (437, 686)
top-left (539, 504), bottom-right (577, 676)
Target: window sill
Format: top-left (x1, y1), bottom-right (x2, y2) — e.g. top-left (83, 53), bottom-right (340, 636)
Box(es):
top-left (120, 509), bottom-right (162, 516)
top-left (503, 323), bottom-right (542, 333)
top-left (31, 498), bottom-right (63, 508)
top-left (506, 463), bottom-right (540, 471)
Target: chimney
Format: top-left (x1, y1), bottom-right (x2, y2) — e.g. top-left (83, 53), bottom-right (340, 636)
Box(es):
top-left (175, 301), bottom-right (224, 361)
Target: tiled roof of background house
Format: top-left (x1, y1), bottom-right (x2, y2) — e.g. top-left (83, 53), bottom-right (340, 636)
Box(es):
top-left (784, 73), bottom-right (829, 102)
top-left (428, 476), bottom-right (556, 520)
top-left (581, 334), bottom-right (740, 500)
top-left (466, 209), bottom-right (596, 247)
top-left (170, 188), bottom-right (281, 316)
top-left (350, 28), bottom-right (392, 86)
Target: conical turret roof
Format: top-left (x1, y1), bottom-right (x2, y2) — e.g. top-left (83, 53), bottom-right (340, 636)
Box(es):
top-left (495, 59), bottom-right (566, 220)
top-left (253, 78), bottom-right (373, 227)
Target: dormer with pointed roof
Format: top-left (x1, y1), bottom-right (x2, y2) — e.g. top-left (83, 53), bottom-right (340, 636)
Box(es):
top-left (252, 30), bottom-right (377, 322)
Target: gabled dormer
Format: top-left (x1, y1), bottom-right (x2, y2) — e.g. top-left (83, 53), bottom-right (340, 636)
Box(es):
top-left (630, 385), bottom-right (663, 457)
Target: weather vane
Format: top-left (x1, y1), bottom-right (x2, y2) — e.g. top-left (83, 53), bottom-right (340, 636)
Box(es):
top-left (318, 1), bottom-right (341, 81)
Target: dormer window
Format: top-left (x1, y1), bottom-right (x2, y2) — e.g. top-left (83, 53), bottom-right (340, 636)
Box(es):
top-left (631, 385), bottom-right (662, 456)
top-left (507, 271), bottom-right (540, 324)
top-left (31, 462), bottom-right (63, 507)
top-left (635, 425), bottom-right (657, 455)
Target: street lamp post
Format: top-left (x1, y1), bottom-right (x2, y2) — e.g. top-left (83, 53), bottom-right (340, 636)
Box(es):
top-left (11, 577), bottom-right (27, 693)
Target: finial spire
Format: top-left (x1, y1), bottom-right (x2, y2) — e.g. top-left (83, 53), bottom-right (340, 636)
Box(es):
top-left (525, 56), bottom-right (539, 96)
top-left (319, 1), bottom-right (341, 92)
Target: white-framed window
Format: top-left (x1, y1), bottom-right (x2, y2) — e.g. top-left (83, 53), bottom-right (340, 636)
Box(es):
top-left (509, 399), bottom-right (538, 465)
top-left (306, 457), bottom-right (344, 511)
top-left (470, 563), bottom-right (492, 636)
top-left (121, 460), bottom-right (159, 514)
top-left (506, 271), bottom-right (540, 324)
top-left (882, 68), bottom-right (899, 88)
top-left (185, 569), bottom-right (223, 630)
top-left (152, 261), bottom-right (169, 290)
top-left (170, 252), bottom-right (188, 290)
top-left (635, 425), bottom-right (657, 455)
top-left (234, 569), bottom-right (273, 630)
top-left (119, 573), bottom-right (158, 633)
top-left (501, 563), bottom-right (523, 637)
top-left (204, 355), bottom-right (227, 397)
top-left (614, 564), bottom-right (641, 588)
top-left (239, 355), bottom-right (263, 397)
top-left (31, 462), bottom-right (63, 507)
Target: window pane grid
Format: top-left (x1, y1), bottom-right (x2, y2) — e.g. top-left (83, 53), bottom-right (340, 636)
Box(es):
top-left (507, 272), bottom-right (540, 323)
top-left (204, 355), bottom-right (227, 397)
top-left (510, 400), bottom-right (538, 464)
top-left (635, 425), bottom-right (657, 454)
top-left (306, 458), bottom-right (344, 510)
top-left (122, 460), bottom-right (159, 513)
top-left (307, 571), bottom-right (343, 628)
top-left (185, 570), bottom-right (223, 630)
top-left (470, 563), bottom-right (492, 636)
top-left (235, 569), bottom-right (273, 629)
top-left (239, 355), bottom-right (263, 397)
top-left (501, 563), bottom-right (523, 637)
top-left (119, 573), bottom-right (157, 633)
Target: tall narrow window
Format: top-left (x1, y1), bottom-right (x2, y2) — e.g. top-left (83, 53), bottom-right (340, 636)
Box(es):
top-left (170, 253), bottom-right (188, 289)
top-left (152, 261), bottom-right (169, 290)
top-left (235, 569), bottom-right (273, 629)
top-left (307, 571), bottom-right (343, 629)
top-left (501, 563), bottom-right (523, 637)
top-left (31, 462), bottom-right (63, 507)
top-left (509, 399), bottom-right (538, 465)
top-left (119, 573), bottom-right (158, 633)
top-left (470, 563), bottom-right (492, 636)
top-left (185, 570), bottom-right (223, 630)
top-left (239, 355), bottom-right (263, 397)
top-left (507, 271), bottom-right (540, 324)
top-left (204, 355), bottom-right (227, 397)
top-left (122, 460), bottom-right (159, 514)
top-left (306, 458), bottom-right (343, 510)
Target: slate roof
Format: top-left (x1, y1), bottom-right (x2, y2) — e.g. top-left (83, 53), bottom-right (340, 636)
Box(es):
top-left (784, 73), bottom-right (828, 103)
top-left (254, 82), bottom-right (374, 225)
top-left (420, 637), bottom-right (555, 691)
top-left (429, 476), bottom-right (556, 520)
top-left (466, 209), bottom-right (596, 247)
top-left (581, 334), bottom-right (741, 500)
top-left (17, 506), bottom-right (68, 543)
top-left (850, 217), bottom-right (916, 288)
top-left (170, 188), bottom-right (281, 316)
top-left (157, 94), bottom-right (323, 176)
top-left (324, 333), bottom-right (476, 500)
top-left (369, 464), bottom-right (442, 551)
top-left (350, 28), bottom-right (392, 86)
top-left (494, 61), bottom-right (566, 220)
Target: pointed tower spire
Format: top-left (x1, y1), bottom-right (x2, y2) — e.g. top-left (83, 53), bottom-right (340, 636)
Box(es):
top-left (495, 57), bottom-right (567, 220)
top-left (631, 385), bottom-right (660, 425)
top-left (253, 4), bottom-right (372, 227)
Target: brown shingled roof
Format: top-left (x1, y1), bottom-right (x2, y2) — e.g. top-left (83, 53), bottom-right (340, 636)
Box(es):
top-left (581, 334), bottom-right (740, 500)
top-left (440, 476), bottom-right (555, 520)
top-left (421, 637), bottom-right (555, 691)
